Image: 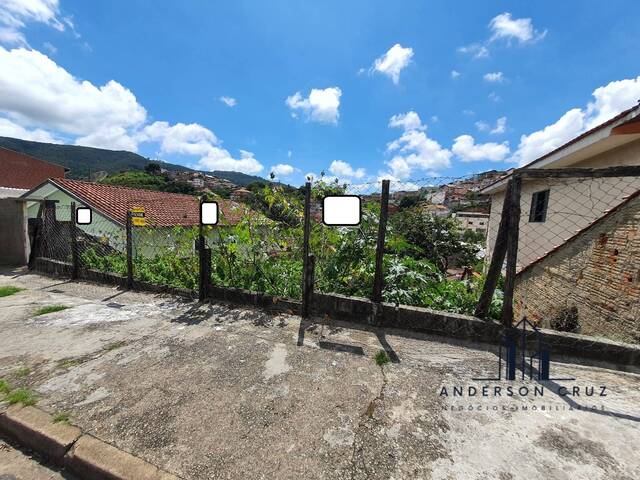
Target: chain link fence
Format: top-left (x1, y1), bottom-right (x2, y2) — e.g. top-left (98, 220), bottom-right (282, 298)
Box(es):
top-left (29, 168), bottom-right (640, 345)
top-left (509, 173), bottom-right (640, 344)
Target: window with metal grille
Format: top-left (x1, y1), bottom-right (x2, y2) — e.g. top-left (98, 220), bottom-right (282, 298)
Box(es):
top-left (529, 189), bottom-right (549, 222)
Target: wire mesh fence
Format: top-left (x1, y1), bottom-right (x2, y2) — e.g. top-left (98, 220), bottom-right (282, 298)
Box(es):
top-left (510, 173), bottom-right (640, 344)
top-left (75, 207), bottom-right (127, 276)
top-left (38, 204), bottom-right (74, 263)
top-left (208, 197), bottom-right (304, 299)
top-left (132, 221), bottom-right (199, 290)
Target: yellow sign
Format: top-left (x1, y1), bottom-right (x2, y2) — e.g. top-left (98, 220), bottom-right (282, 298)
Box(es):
top-left (130, 206), bottom-right (146, 227)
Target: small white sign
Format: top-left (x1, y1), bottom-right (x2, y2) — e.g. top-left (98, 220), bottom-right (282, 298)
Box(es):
top-left (323, 196), bottom-right (361, 226)
top-left (76, 207), bottom-right (92, 225)
top-left (201, 201), bottom-right (218, 225)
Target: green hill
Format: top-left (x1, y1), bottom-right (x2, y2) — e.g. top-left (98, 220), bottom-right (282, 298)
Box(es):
top-left (0, 136), bottom-right (269, 186)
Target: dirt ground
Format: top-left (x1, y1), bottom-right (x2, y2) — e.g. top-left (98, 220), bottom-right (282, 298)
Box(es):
top-left (1, 268), bottom-right (640, 480)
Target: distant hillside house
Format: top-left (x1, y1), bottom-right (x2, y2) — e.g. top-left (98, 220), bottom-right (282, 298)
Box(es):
top-left (21, 179), bottom-right (248, 256)
top-left (230, 188), bottom-right (252, 202)
top-left (454, 212), bottom-right (489, 234)
top-left (0, 147), bottom-right (67, 198)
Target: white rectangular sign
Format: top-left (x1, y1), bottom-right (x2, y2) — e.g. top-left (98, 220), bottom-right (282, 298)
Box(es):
top-left (323, 196), bottom-right (361, 226)
top-left (201, 201), bottom-right (218, 225)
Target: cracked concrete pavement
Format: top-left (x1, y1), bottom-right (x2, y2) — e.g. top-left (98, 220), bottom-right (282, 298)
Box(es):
top-left (1, 268), bottom-right (640, 479)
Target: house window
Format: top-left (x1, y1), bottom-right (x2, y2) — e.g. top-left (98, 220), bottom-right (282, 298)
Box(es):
top-left (529, 189), bottom-right (550, 222)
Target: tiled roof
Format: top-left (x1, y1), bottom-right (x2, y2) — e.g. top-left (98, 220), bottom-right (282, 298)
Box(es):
top-left (50, 178), bottom-right (246, 227)
top-left (0, 147), bottom-right (67, 189)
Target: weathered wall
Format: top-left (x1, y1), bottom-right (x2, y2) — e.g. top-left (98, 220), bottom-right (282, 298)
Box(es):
top-left (0, 198), bottom-right (28, 265)
top-left (514, 192), bottom-right (640, 344)
top-left (485, 139), bottom-right (640, 271)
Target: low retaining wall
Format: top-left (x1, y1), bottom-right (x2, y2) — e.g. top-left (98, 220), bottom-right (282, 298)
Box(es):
top-left (33, 257), bottom-right (197, 299)
top-left (31, 257), bottom-right (640, 372)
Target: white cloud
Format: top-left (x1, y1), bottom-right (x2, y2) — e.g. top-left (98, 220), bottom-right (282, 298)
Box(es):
top-left (511, 108), bottom-right (586, 166)
top-left (219, 96), bottom-right (236, 107)
top-left (383, 111), bottom-right (451, 179)
top-left (0, 0), bottom-right (66, 46)
top-left (475, 121), bottom-right (490, 132)
top-left (488, 91), bottom-right (501, 102)
top-left (489, 12), bottom-right (546, 44)
top-left (388, 111), bottom-right (425, 132)
top-left (270, 163), bottom-right (296, 177)
top-left (0, 46), bottom-right (262, 173)
top-left (459, 12), bottom-right (545, 59)
top-left (198, 149), bottom-right (263, 175)
top-left (462, 109), bottom-right (475, 116)
top-left (512, 76), bottom-right (640, 166)
top-left (483, 71), bottom-right (504, 83)
top-left (0, 47), bottom-right (146, 140)
top-left (140, 121), bottom-right (263, 174)
top-left (75, 126), bottom-right (138, 151)
top-left (285, 87), bottom-right (341, 125)
top-left (585, 77), bottom-right (640, 128)
top-left (452, 135), bottom-right (510, 162)
top-left (287, 150), bottom-right (292, 158)
top-left (457, 43), bottom-right (489, 59)
top-left (451, 70), bottom-right (460, 79)
top-left (372, 44), bottom-right (414, 84)
top-left (0, 116), bottom-right (58, 142)
top-left (329, 160), bottom-right (365, 179)
top-left (491, 116), bottom-right (507, 134)
top-left (42, 41), bottom-right (56, 54)
top-left (140, 121), bottom-right (217, 156)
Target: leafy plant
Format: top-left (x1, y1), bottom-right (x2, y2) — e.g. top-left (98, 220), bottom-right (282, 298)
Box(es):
top-left (374, 350), bottom-right (390, 366)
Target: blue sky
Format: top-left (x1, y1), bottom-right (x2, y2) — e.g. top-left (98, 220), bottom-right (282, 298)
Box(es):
top-left (1, 1), bottom-right (639, 186)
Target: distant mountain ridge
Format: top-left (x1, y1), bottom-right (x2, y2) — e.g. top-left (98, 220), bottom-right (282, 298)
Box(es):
top-left (0, 136), bottom-right (269, 186)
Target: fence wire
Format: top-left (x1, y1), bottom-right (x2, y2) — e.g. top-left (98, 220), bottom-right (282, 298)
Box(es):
top-left (208, 187), bottom-right (304, 299)
top-left (511, 174), bottom-right (640, 344)
top-left (39, 204), bottom-right (74, 263)
top-left (132, 220), bottom-right (199, 291)
top-left (75, 207), bottom-right (127, 276)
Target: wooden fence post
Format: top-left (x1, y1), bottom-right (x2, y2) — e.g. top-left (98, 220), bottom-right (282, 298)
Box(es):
top-left (301, 182), bottom-right (312, 317)
top-left (126, 211), bottom-right (133, 289)
top-left (70, 202), bottom-right (78, 280)
top-left (475, 179), bottom-right (513, 318)
top-left (372, 179), bottom-right (390, 304)
top-left (501, 175), bottom-right (522, 327)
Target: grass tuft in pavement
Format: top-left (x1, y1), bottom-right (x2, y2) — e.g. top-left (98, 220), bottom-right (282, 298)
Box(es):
top-left (0, 379), bottom-right (11, 394)
top-left (53, 412), bottom-right (70, 424)
top-left (4, 388), bottom-right (37, 406)
top-left (0, 286), bottom-right (23, 297)
top-left (16, 367), bottom-right (31, 378)
top-left (374, 350), bottom-right (390, 366)
top-left (34, 305), bottom-right (69, 316)
top-left (103, 341), bottom-right (126, 352)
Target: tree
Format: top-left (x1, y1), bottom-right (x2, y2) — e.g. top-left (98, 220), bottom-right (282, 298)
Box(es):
top-left (392, 208), bottom-right (479, 272)
top-left (145, 162), bottom-right (162, 175)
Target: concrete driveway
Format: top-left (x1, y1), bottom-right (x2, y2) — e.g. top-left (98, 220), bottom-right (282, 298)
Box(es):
top-left (1, 268), bottom-right (639, 479)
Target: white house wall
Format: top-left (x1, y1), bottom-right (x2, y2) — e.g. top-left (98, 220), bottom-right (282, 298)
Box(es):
top-left (486, 138), bottom-right (640, 271)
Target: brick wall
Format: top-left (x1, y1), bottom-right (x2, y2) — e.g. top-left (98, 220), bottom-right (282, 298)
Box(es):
top-left (515, 192), bottom-right (640, 344)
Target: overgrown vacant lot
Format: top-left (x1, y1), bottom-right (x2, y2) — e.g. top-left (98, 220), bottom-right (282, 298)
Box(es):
top-left (1, 268), bottom-right (639, 480)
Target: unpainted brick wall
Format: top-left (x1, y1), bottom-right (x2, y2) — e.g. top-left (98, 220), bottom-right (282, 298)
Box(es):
top-left (514, 193), bottom-right (640, 344)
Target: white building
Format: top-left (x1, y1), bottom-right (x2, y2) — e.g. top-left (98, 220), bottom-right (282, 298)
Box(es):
top-left (481, 103), bottom-right (640, 271)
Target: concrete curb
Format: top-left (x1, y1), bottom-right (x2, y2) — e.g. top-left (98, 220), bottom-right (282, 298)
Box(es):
top-left (0, 404), bottom-right (180, 480)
